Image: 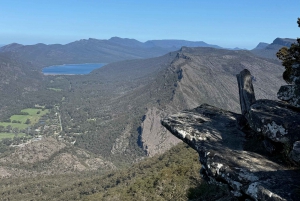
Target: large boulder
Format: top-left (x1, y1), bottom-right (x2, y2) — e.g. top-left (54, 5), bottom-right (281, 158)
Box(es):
top-left (236, 69), bottom-right (300, 163)
top-left (162, 69), bottom-right (300, 200)
top-left (161, 104), bottom-right (300, 200)
top-left (287, 63), bottom-right (300, 85)
top-left (277, 85), bottom-right (300, 108)
top-left (246, 99), bottom-right (300, 144)
top-left (290, 141), bottom-right (300, 163)
top-left (278, 62), bottom-right (300, 108)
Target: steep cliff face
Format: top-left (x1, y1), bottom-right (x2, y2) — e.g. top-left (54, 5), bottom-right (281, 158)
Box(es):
top-left (171, 47), bottom-right (284, 112)
top-left (111, 124), bottom-right (132, 155)
top-left (139, 107), bottom-right (180, 156)
top-left (139, 47), bottom-right (285, 156)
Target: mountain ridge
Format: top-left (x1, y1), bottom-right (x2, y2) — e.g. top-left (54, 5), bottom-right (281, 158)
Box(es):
top-left (0, 46), bottom-right (286, 159)
top-left (251, 37), bottom-right (296, 59)
top-left (252, 42), bottom-right (269, 50)
top-left (0, 37), bottom-right (222, 67)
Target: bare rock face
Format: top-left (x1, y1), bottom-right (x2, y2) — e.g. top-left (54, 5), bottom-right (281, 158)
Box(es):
top-left (288, 63), bottom-right (300, 85)
top-left (278, 85), bottom-right (300, 108)
top-left (277, 62), bottom-right (300, 108)
top-left (0, 137), bottom-right (115, 178)
top-left (237, 69), bottom-right (256, 115)
top-left (290, 141), bottom-right (300, 163)
top-left (139, 107), bottom-right (180, 156)
top-left (111, 124), bottom-right (132, 155)
top-left (236, 69), bottom-right (300, 164)
top-left (161, 69), bottom-right (300, 200)
top-left (246, 99), bottom-right (300, 144)
top-left (161, 104), bottom-right (300, 200)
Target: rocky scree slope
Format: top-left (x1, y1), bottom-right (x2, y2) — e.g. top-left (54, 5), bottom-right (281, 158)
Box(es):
top-left (0, 137), bottom-right (115, 178)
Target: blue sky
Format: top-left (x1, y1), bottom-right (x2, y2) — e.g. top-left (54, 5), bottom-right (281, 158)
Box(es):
top-left (0, 0), bottom-right (299, 49)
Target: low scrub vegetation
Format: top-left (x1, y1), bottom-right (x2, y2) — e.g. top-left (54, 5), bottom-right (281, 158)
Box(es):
top-left (0, 143), bottom-right (229, 200)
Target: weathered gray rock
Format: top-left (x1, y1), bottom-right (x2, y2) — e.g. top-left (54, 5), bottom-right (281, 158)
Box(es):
top-left (235, 69), bottom-right (300, 162)
top-left (246, 99), bottom-right (300, 144)
top-left (277, 85), bottom-right (300, 108)
top-left (278, 62), bottom-right (300, 108)
top-left (288, 63), bottom-right (300, 85)
top-left (161, 104), bottom-right (300, 201)
top-left (263, 139), bottom-right (276, 154)
top-left (290, 141), bottom-right (300, 163)
top-left (236, 69), bottom-right (256, 115)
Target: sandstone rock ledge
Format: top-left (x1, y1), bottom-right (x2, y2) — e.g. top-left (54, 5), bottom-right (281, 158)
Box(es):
top-left (161, 69), bottom-right (300, 201)
top-left (162, 104), bottom-right (300, 200)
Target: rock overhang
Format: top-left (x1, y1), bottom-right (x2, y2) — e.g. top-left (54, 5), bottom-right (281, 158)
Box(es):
top-left (161, 69), bottom-right (300, 200)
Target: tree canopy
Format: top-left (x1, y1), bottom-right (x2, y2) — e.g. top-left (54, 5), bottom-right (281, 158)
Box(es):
top-left (276, 18), bottom-right (300, 83)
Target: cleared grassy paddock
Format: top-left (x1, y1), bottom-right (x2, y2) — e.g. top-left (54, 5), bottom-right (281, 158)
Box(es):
top-left (0, 133), bottom-right (26, 140)
top-left (0, 108), bottom-right (49, 129)
top-left (0, 122), bottom-right (29, 130)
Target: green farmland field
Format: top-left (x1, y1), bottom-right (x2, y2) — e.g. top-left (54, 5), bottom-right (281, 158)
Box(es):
top-left (0, 133), bottom-right (26, 140)
top-left (0, 108), bottom-right (49, 129)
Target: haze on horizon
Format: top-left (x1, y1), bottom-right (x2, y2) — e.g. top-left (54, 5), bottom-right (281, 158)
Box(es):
top-left (0, 0), bottom-right (299, 49)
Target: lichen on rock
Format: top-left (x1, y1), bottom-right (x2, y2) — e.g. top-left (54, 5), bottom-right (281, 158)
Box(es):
top-left (161, 69), bottom-right (300, 200)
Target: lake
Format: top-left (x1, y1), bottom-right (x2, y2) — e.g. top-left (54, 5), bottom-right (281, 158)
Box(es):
top-left (42, 63), bottom-right (106, 75)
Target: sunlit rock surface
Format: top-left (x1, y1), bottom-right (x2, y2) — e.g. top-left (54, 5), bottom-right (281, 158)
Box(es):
top-left (162, 104), bottom-right (300, 200)
top-left (246, 99), bottom-right (300, 145)
top-left (162, 69), bottom-right (300, 200)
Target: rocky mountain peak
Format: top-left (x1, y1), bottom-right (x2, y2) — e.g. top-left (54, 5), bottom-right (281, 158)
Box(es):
top-left (252, 42), bottom-right (269, 50)
top-left (108, 36), bottom-right (144, 47)
top-left (0, 43), bottom-right (23, 52)
top-left (272, 38), bottom-right (296, 47)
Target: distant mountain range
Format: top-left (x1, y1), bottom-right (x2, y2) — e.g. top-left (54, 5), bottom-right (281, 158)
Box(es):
top-left (251, 38), bottom-right (296, 59)
top-left (0, 37), bottom-right (222, 67)
top-left (1, 36), bottom-right (296, 64)
top-left (108, 37), bottom-right (223, 49)
top-left (0, 35), bottom-right (289, 199)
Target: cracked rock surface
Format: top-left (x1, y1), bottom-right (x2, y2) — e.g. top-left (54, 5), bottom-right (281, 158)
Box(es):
top-left (277, 62), bottom-right (300, 108)
top-left (278, 85), bottom-right (300, 108)
top-left (161, 104), bottom-right (300, 201)
top-left (246, 99), bottom-right (300, 145)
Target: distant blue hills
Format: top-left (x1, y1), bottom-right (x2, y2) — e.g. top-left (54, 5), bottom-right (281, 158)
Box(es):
top-left (251, 38), bottom-right (296, 59)
top-left (0, 37), bottom-right (225, 66)
top-left (0, 37), bottom-right (296, 65)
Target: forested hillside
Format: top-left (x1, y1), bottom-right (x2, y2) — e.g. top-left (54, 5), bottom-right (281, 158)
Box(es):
top-left (0, 46), bottom-right (285, 166)
top-left (0, 143), bottom-right (231, 201)
top-left (58, 47), bottom-right (285, 160)
top-left (0, 52), bottom-right (62, 119)
top-left (0, 41), bottom-right (289, 200)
